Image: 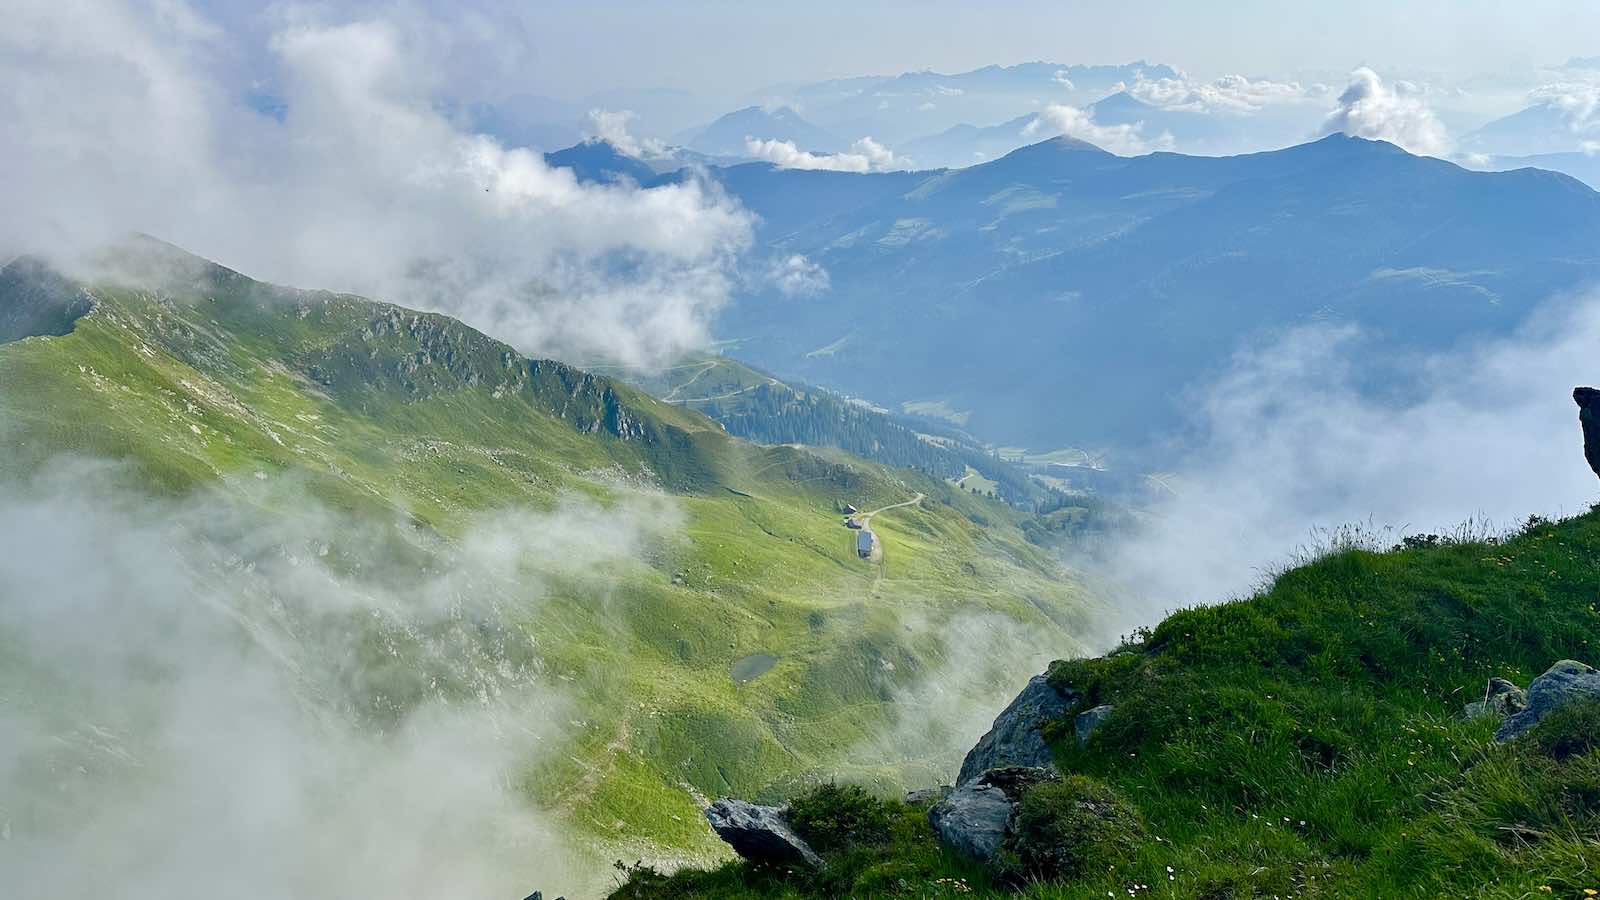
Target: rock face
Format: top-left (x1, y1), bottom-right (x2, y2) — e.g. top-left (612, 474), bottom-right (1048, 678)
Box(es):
top-left (1496, 660), bottom-right (1600, 741)
top-left (1575, 387), bottom-right (1600, 479)
top-left (957, 674), bottom-right (1075, 785)
top-left (704, 799), bottom-right (823, 869)
top-left (1463, 677), bottom-right (1528, 720)
top-left (1075, 704), bottom-right (1115, 744)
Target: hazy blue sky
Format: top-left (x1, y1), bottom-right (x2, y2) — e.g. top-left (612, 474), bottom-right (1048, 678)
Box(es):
top-left (188, 0), bottom-right (1600, 103)
top-left (498, 0), bottom-right (1596, 98)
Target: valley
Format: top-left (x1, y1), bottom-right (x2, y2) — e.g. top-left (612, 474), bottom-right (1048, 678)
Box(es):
top-left (0, 241), bottom-right (1105, 895)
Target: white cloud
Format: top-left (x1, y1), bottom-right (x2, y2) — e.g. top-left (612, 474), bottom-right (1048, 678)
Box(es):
top-left (1127, 73), bottom-right (1327, 115)
top-left (1052, 70), bottom-right (1076, 90)
top-left (1087, 293), bottom-right (1600, 630)
top-left (744, 136), bottom-right (908, 172)
top-left (0, 460), bottom-right (686, 899)
top-left (768, 253), bottom-right (831, 297)
top-left (584, 107), bottom-right (671, 159)
top-left (1320, 67), bottom-right (1452, 157)
top-left (0, 1), bottom-right (754, 369)
top-left (1528, 81), bottom-right (1600, 136)
top-left (1024, 104), bottom-right (1174, 155)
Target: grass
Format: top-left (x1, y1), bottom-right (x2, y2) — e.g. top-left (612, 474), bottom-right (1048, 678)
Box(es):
top-left (0, 248), bottom-right (1101, 867)
top-left (620, 511), bottom-right (1600, 897)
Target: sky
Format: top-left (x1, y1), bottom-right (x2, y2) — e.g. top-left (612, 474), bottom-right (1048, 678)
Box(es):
top-left (217, 0), bottom-right (1600, 102)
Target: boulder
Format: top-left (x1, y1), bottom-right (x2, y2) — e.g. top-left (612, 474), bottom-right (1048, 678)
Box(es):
top-left (1462, 677), bottom-right (1528, 720)
top-left (1075, 704), bottom-right (1115, 744)
top-left (928, 767), bottom-right (1058, 862)
top-left (927, 781), bottom-right (1014, 861)
top-left (1575, 387), bottom-right (1600, 479)
top-left (957, 674), bottom-right (1075, 785)
top-left (1496, 660), bottom-right (1600, 741)
top-left (703, 798), bottom-right (823, 869)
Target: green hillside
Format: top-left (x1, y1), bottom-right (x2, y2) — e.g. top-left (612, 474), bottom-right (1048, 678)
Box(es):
top-left (601, 354), bottom-right (1067, 510)
top-left (620, 511), bottom-right (1600, 898)
top-left (0, 240), bottom-right (1103, 884)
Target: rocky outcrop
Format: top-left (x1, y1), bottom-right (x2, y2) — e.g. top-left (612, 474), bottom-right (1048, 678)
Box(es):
top-left (1496, 660), bottom-right (1600, 741)
top-left (703, 798), bottom-right (823, 869)
top-left (1463, 677), bottom-right (1527, 720)
top-left (928, 766), bottom-right (1059, 862)
top-left (957, 675), bottom-right (1075, 785)
top-left (0, 257), bottom-right (95, 344)
top-left (1075, 704), bottom-right (1115, 744)
top-left (1575, 387), bottom-right (1600, 479)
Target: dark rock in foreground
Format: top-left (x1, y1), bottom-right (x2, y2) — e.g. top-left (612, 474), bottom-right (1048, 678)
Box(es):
top-left (1496, 660), bottom-right (1600, 741)
top-left (704, 798), bottom-right (823, 869)
top-left (1575, 387), bottom-right (1600, 479)
top-left (957, 674), bottom-right (1074, 785)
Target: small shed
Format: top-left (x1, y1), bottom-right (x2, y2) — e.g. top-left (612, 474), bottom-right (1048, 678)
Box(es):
top-left (856, 529), bottom-right (875, 558)
top-left (843, 503), bottom-right (859, 515)
top-left (845, 517), bottom-right (863, 529)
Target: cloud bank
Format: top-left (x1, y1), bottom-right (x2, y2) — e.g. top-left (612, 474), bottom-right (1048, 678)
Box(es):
top-left (744, 136), bottom-right (908, 172)
top-left (1528, 81), bottom-right (1600, 138)
top-left (1088, 293), bottom-right (1600, 632)
top-left (1127, 73), bottom-right (1329, 115)
top-left (0, 460), bottom-right (683, 900)
top-left (1320, 67), bottom-right (1452, 157)
top-left (0, 0), bottom-right (753, 368)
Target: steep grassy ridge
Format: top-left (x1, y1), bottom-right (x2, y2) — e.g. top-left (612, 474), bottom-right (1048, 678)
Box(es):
top-left (0, 241), bottom-right (1099, 870)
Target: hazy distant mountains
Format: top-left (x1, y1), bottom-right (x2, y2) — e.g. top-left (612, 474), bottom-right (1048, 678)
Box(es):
top-left (749, 61), bottom-right (1181, 145)
top-left (609, 134), bottom-right (1600, 453)
top-left (542, 132), bottom-right (1600, 452)
top-left (679, 105), bottom-right (846, 156)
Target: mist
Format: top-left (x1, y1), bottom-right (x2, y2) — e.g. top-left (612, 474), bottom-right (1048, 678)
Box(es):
top-left (0, 459), bottom-right (685, 900)
top-left (1086, 290), bottom-right (1600, 635)
top-left (0, 0), bottom-right (752, 369)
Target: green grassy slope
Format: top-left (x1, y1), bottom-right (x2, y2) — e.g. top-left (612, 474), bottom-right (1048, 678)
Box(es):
top-left (622, 512), bottom-right (1600, 898)
top-left (599, 354), bottom-right (1065, 510)
top-left (0, 241), bottom-right (1100, 872)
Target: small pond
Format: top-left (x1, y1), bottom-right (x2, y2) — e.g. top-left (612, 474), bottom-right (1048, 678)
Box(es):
top-left (731, 653), bottom-right (777, 684)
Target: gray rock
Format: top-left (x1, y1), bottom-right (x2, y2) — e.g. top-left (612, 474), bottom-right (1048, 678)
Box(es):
top-left (703, 798), bottom-right (823, 869)
top-left (928, 767), bottom-right (1058, 862)
top-left (1463, 677), bottom-right (1528, 720)
top-left (1075, 704), bottom-right (1115, 745)
top-left (903, 785), bottom-right (952, 806)
top-left (927, 780), bottom-right (1014, 861)
top-left (1496, 660), bottom-right (1600, 741)
top-left (957, 674), bottom-right (1074, 785)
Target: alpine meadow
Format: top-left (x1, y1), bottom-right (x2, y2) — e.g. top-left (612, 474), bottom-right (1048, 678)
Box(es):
top-left (7, 3), bottom-right (1600, 899)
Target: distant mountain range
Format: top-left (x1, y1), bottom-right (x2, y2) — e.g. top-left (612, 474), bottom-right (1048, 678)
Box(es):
top-left (548, 133), bottom-right (1600, 454)
top-left (749, 61), bottom-right (1182, 145)
top-left (1462, 99), bottom-right (1600, 157)
top-left (679, 105), bottom-right (846, 156)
